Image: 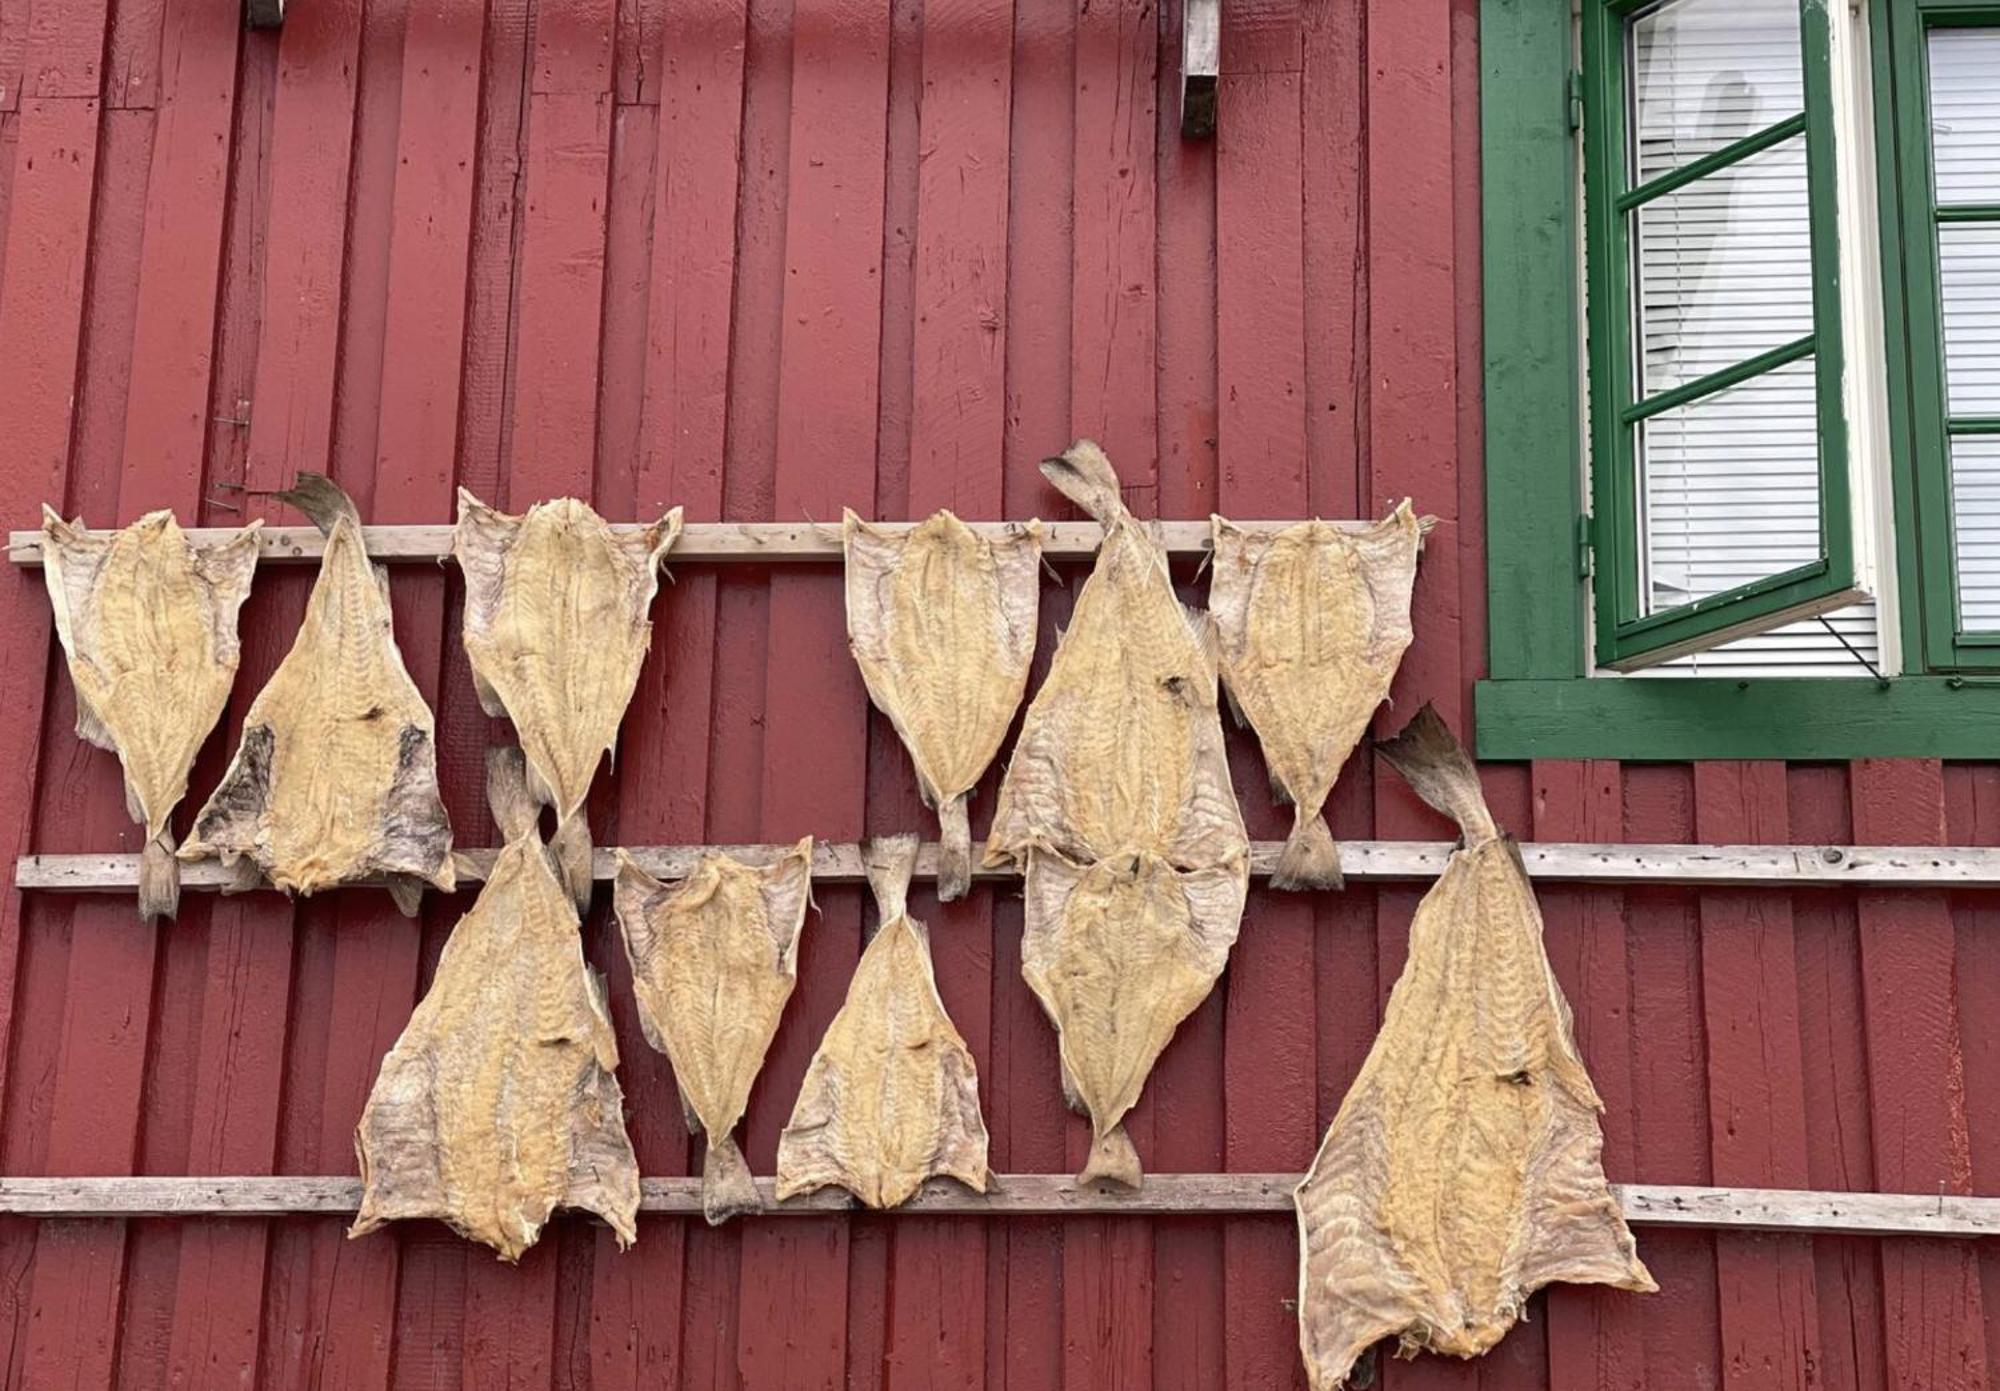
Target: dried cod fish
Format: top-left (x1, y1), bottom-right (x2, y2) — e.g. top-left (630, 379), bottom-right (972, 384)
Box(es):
top-left (613, 839), bottom-right (816, 1224)
top-left (1020, 848), bottom-right (1246, 1187)
top-left (180, 475), bottom-right (453, 914)
top-left (776, 835), bottom-right (989, 1208)
top-left (1208, 505), bottom-right (1423, 890)
top-left (39, 508), bottom-right (262, 922)
top-left (844, 510), bottom-right (1041, 901)
top-left (1294, 707), bottom-right (1653, 1388)
top-left (352, 748), bottom-right (640, 1262)
top-left (455, 490), bottom-right (684, 909)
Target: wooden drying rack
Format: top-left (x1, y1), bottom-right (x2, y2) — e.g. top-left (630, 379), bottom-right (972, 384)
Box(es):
top-left (8, 514), bottom-right (1998, 1239)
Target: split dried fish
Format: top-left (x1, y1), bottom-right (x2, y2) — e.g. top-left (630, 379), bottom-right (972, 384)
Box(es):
top-left (776, 835), bottom-right (989, 1208)
top-left (352, 748), bottom-right (640, 1262)
top-left (844, 510), bottom-right (1041, 900)
top-left (1208, 505), bottom-right (1423, 889)
top-left (455, 491), bottom-right (684, 909)
top-left (613, 839), bottom-right (816, 1224)
top-left (1294, 707), bottom-right (1653, 1388)
top-left (1020, 848), bottom-right (1246, 1187)
top-left (39, 509), bottom-right (262, 922)
top-left (180, 475), bottom-right (453, 914)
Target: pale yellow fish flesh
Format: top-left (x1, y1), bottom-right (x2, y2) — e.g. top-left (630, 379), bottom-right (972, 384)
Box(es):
top-left (180, 475), bottom-right (453, 914)
top-left (1208, 505), bottom-right (1422, 889)
top-left (352, 748), bottom-right (640, 1263)
top-left (455, 490), bottom-right (683, 909)
top-left (776, 835), bottom-right (990, 1209)
top-left (613, 838), bottom-right (815, 1224)
top-left (1294, 708), bottom-right (1654, 1389)
top-left (39, 508), bottom-right (261, 922)
top-left (1021, 847), bottom-right (1246, 1188)
top-left (844, 510), bottom-right (1041, 900)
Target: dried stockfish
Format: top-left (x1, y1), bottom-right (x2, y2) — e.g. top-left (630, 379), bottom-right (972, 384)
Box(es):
top-left (1208, 505), bottom-right (1423, 889)
top-left (844, 510), bottom-right (1041, 900)
top-left (180, 475), bottom-right (453, 914)
top-left (613, 839), bottom-right (815, 1224)
top-left (455, 491), bottom-right (683, 910)
top-left (39, 509), bottom-right (261, 921)
top-left (1294, 707), bottom-right (1653, 1388)
top-left (352, 748), bottom-right (640, 1262)
top-left (776, 835), bottom-right (990, 1208)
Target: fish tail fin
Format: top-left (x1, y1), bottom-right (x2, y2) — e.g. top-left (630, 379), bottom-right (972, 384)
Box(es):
top-left (260, 472), bottom-right (363, 539)
top-left (551, 813), bottom-right (594, 913)
top-left (485, 746), bottom-right (538, 842)
top-left (863, 832), bottom-right (920, 927)
top-left (1038, 440), bottom-right (1126, 526)
top-left (702, 1134), bottom-right (761, 1225)
top-left (1079, 1124), bottom-right (1143, 1190)
top-left (1273, 811), bottom-right (1342, 891)
top-left (138, 829), bottom-right (180, 923)
top-left (1376, 704), bottom-right (1499, 843)
top-left (936, 795), bottom-right (972, 903)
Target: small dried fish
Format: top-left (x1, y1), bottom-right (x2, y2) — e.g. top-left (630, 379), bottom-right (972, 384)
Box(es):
top-left (776, 835), bottom-right (990, 1208)
top-left (455, 491), bottom-right (683, 910)
top-left (844, 510), bottom-right (1041, 900)
top-left (352, 748), bottom-right (640, 1262)
top-left (1208, 505), bottom-right (1423, 889)
top-left (180, 476), bottom-right (453, 914)
top-left (39, 509), bottom-right (262, 922)
top-left (1294, 708), bottom-right (1653, 1388)
top-left (613, 839), bottom-right (815, 1224)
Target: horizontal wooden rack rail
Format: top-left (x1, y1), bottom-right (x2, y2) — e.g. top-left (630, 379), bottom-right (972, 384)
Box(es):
top-left (0, 1175), bottom-right (1992, 1238)
top-left (18, 839), bottom-right (2000, 893)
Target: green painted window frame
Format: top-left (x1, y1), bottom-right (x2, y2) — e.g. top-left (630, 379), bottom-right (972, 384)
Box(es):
top-left (1580, 0), bottom-right (1858, 670)
top-left (1476, 0), bottom-right (2000, 760)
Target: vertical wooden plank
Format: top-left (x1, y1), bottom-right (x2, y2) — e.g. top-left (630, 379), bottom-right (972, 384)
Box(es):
top-left (1949, 767), bottom-right (2000, 1381)
top-left (1851, 759), bottom-right (1990, 1391)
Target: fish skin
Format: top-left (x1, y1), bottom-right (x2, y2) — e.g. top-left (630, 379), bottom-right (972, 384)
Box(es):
top-left (612, 839), bottom-right (815, 1224)
top-left (843, 510), bottom-right (1041, 901)
top-left (454, 490), bottom-right (683, 909)
top-left (1294, 708), bottom-right (1653, 1389)
top-left (775, 834), bottom-right (990, 1209)
top-left (179, 476), bottom-right (454, 911)
top-left (39, 508), bottom-right (262, 922)
top-left (351, 747), bottom-right (640, 1262)
top-left (1208, 505), bottom-right (1423, 890)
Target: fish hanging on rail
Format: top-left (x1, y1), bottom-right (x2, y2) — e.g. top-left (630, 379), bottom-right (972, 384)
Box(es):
top-left (843, 510), bottom-right (1041, 900)
top-left (352, 747), bottom-right (640, 1262)
top-left (455, 491), bottom-right (683, 910)
top-left (38, 508), bottom-right (262, 922)
top-left (179, 475), bottom-right (454, 914)
top-left (613, 839), bottom-right (816, 1224)
top-left (776, 834), bottom-right (990, 1208)
top-left (1294, 707), bottom-right (1653, 1389)
top-left (1208, 506), bottom-right (1424, 889)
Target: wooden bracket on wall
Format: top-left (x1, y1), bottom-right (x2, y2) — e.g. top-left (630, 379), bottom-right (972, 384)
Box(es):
top-left (1182, 0), bottom-right (1220, 138)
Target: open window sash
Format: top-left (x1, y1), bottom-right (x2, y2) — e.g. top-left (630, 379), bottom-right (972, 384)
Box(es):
top-left (1582, 0), bottom-right (1878, 671)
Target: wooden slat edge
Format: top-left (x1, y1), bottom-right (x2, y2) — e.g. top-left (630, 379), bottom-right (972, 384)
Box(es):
top-left (20, 840), bottom-right (2000, 893)
top-left (0, 1175), bottom-right (1994, 1236)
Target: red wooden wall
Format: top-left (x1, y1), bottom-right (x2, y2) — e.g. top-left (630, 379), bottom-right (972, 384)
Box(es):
top-left (0, 0), bottom-right (1991, 1386)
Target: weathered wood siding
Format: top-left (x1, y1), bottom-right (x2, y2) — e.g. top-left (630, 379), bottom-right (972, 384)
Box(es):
top-left (0, 0), bottom-right (1987, 1386)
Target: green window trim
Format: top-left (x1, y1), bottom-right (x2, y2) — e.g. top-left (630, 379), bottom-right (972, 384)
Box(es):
top-left (1477, 0), bottom-right (2000, 760)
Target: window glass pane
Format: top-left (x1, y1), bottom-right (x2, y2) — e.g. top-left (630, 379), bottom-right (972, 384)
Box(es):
top-left (1928, 29), bottom-right (2000, 204)
top-left (1637, 356), bottom-right (1820, 612)
top-left (1631, 134), bottom-right (1812, 398)
top-left (1629, 0), bottom-right (1803, 184)
top-left (1940, 223), bottom-right (2000, 416)
top-left (1951, 436), bottom-right (2000, 630)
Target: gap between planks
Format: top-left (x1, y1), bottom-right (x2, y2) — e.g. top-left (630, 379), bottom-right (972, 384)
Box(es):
top-left (17, 840), bottom-right (2000, 893)
top-left (0, 1175), bottom-right (1993, 1238)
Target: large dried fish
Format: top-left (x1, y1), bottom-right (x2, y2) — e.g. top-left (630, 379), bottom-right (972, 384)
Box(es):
top-left (1021, 848), bottom-right (1245, 1187)
top-left (776, 835), bottom-right (989, 1208)
top-left (1208, 505), bottom-right (1423, 889)
top-left (352, 748), bottom-right (640, 1262)
top-left (39, 509), bottom-right (262, 922)
top-left (1294, 708), bottom-right (1653, 1388)
top-left (613, 839), bottom-right (815, 1224)
top-left (180, 476), bottom-right (453, 914)
top-left (455, 491), bottom-right (683, 909)
top-left (844, 510), bottom-right (1041, 900)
